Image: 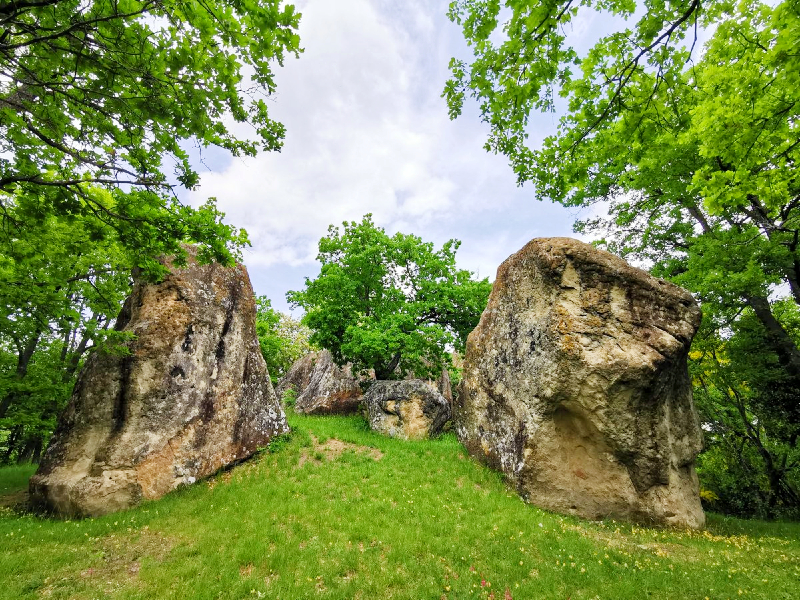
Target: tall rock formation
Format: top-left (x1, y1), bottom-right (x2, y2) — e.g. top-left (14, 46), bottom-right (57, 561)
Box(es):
top-left (29, 248), bottom-right (288, 517)
top-left (275, 351), bottom-right (319, 401)
top-left (455, 238), bottom-right (705, 528)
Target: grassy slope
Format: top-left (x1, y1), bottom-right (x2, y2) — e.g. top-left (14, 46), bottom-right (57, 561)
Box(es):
top-left (1, 413), bottom-right (798, 600)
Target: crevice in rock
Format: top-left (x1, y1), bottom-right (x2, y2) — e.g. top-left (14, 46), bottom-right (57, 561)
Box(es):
top-left (113, 356), bottom-right (133, 433)
top-left (181, 324), bottom-right (194, 352)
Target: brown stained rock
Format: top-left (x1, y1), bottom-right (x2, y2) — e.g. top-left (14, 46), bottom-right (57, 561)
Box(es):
top-left (365, 380), bottom-right (450, 440)
top-left (292, 350), bottom-right (368, 415)
top-left (29, 247), bottom-right (288, 517)
top-left (455, 237), bottom-right (705, 528)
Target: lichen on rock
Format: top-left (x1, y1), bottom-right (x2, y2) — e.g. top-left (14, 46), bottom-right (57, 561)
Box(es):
top-left (29, 247), bottom-right (288, 517)
top-left (455, 237), bottom-right (705, 528)
top-left (365, 380), bottom-right (450, 440)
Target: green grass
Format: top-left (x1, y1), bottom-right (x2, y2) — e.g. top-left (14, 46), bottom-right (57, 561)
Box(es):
top-left (1, 413), bottom-right (799, 599)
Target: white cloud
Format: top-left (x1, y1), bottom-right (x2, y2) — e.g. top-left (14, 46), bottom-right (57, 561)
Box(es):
top-left (189, 0), bottom-right (578, 310)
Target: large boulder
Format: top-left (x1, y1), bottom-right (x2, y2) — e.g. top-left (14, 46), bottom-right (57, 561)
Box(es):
top-left (292, 350), bottom-right (367, 415)
top-left (365, 380), bottom-right (450, 440)
top-left (455, 238), bottom-right (705, 528)
top-left (275, 351), bottom-right (319, 401)
top-left (29, 248), bottom-right (288, 517)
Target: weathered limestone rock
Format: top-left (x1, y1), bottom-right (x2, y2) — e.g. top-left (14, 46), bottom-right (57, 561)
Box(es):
top-left (292, 350), bottom-right (367, 415)
top-left (275, 351), bottom-right (319, 401)
top-left (455, 238), bottom-right (705, 528)
top-left (365, 380), bottom-right (451, 440)
top-left (29, 248), bottom-right (288, 517)
top-left (406, 366), bottom-right (453, 404)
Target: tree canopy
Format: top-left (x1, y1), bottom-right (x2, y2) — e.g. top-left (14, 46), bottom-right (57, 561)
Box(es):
top-left (446, 0), bottom-right (800, 516)
top-left (0, 0), bottom-right (301, 462)
top-left (1, 0), bottom-right (301, 270)
top-left (0, 188), bottom-right (132, 462)
top-left (288, 215), bottom-right (491, 381)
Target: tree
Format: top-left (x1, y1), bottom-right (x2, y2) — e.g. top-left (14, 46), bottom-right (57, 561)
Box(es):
top-left (0, 0), bottom-right (301, 460)
top-left (0, 189), bottom-right (132, 463)
top-left (446, 0), bottom-right (800, 514)
top-left (1, 0), bottom-right (301, 271)
top-left (692, 303), bottom-right (800, 518)
top-left (255, 296), bottom-right (315, 386)
top-left (287, 215), bottom-right (492, 380)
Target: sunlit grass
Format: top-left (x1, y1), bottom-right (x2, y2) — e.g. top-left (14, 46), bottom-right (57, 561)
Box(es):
top-left (1, 413), bottom-right (798, 599)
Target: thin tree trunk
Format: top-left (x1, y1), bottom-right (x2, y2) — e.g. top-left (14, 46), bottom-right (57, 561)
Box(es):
top-left (744, 294), bottom-right (800, 379)
top-left (0, 332), bottom-right (41, 420)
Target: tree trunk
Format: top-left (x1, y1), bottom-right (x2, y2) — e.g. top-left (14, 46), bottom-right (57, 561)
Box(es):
top-left (0, 332), bottom-right (41, 420)
top-left (744, 294), bottom-right (800, 379)
top-left (16, 436), bottom-right (42, 465)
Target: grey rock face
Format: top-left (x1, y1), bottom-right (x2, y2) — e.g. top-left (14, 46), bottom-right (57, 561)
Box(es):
top-left (406, 366), bottom-right (453, 404)
top-left (289, 350), bottom-right (367, 415)
top-left (275, 351), bottom-right (319, 401)
top-left (365, 380), bottom-right (451, 440)
top-left (29, 248), bottom-right (288, 517)
top-left (455, 237), bottom-right (705, 528)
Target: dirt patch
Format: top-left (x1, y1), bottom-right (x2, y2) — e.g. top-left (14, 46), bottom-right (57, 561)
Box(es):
top-left (0, 489), bottom-right (28, 510)
top-left (38, 527), bottom-right (178, 598)
top-left (298, 435), bottom-right (383, 467)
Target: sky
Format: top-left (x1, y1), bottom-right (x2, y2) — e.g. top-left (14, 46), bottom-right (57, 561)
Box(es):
top-left (186, 0), bottom-right (602, 314)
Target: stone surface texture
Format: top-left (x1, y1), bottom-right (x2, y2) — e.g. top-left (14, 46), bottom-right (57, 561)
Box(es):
top-left (407, 366), bottom-right (453, 404)
top-left (455, 237), bottom-right (705, 528)
top-left (29, 247), bottom-right (288, 517)
top-left (275, 351), bottom-right (319, 401)
top-left (365, 380), bottom-right (451, 440)
top-left (290, 350), bottom-right (367, 415)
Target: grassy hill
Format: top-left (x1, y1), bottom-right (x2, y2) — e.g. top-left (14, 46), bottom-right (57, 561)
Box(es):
top-left (1, 412), bottom-right (799, 599)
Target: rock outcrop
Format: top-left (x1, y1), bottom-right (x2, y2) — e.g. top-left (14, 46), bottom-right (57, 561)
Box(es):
top-left (275, 351), bottom-right (319, 401)
top-left (365, 380), bottom-right (451, 440)
top-left (290, 350), bottom-right (367, 415)
top-left (29, 247), bottom-right (288, 517)
top-left (455, 238), bottom-right (705, 528)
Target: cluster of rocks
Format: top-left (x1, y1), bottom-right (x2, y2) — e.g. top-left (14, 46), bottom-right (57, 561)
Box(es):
top-left (30, 237), bottom-right (706, 529)
top-left (275, 350), bottom-right (452, 441)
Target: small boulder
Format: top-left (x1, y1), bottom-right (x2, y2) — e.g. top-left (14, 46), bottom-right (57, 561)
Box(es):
top-left (365, 380), bottom-right (450, 440)
top-left (455, 238), bottom-right (705, 528)
top-left (292, 350), bottom-right (367, 415)
top-left (29, 247), bottom-right (288, 517)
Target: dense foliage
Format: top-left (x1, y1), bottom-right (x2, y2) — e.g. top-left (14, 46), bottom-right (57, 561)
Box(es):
top-left (0, 0), bottom-right (301, 462)
top-left (255, 296), bottom-right (315, 386)
top-left (1, 0), bottom-right (300, 270)
top-left (446, 0), bottom-right (800, 516)
top-left (0, 190), bottom-right (131, 463)
top-left (288, 215), bottom-right (492, 380)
